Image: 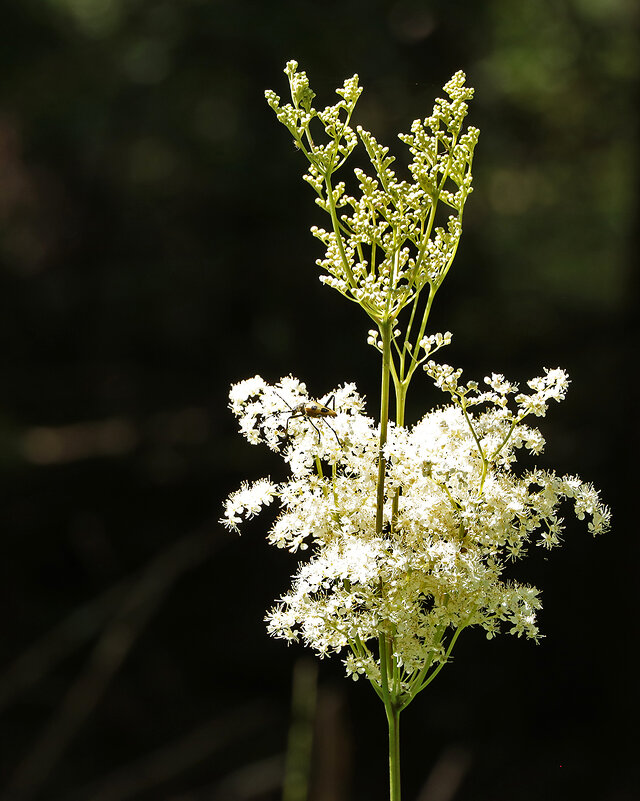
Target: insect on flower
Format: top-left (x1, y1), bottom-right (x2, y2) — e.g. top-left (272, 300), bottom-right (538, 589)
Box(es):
top-left (274, 391), bottom-right (342, 446)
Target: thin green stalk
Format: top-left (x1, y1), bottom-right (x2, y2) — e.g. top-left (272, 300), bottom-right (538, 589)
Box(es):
top-left (413, 624), bottom-right (467, 695)
top-left (401, 289), bottom-right (421, 369)
top-left (325, 172), bottom-right (356, 287)
top-left (404, 286), bottom-right (437, 385)
top-left (391, 380), bottom-right (407, 527)
top-left (379, 634), bottom-right (391, 705)
top-left (376, 319), bottom-right (393, 535)
top-left (489, 415), bottom-right (522, 463)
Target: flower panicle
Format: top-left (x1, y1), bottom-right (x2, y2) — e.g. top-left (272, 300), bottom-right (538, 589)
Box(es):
top-left (265, 63), bottom-right (479, 323)
top-left (223, 373), bottom-right (610, 677)
top-left (424, 362), bottom-right (570, 420)
top-left (228, 62), bottom-right (611, 707)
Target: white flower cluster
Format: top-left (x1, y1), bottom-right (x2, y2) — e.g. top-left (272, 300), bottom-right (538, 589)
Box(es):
top-left (222, 371), bottom-right (610, 689)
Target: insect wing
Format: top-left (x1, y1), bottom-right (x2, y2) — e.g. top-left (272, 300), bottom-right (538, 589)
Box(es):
top-left (304, 401), bottom-right (337, 419)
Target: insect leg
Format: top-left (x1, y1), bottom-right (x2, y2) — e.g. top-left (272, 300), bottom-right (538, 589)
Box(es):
top-left (323, 420), bottom-right (342, 446)
top-left (285, 411), bottom-right (304, 437)
top-left (322, 393), bottom-right (336, 411)
top-left (307, 418), bottom-right (323, 443)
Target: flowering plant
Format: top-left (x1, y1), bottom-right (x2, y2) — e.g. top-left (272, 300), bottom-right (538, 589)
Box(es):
top-left (223, 62), bottom-right (610, 801)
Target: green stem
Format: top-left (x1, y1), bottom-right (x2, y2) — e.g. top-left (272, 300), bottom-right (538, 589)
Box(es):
top-left (391, 380), bottom-right (407, 527)
top-left (404, 285), bottom-right (437, 385)
top-left (386, 702), bottom-right (402, 801)
top-left (325, 172), bottom-right (356, 287)
top-left (376, 319), bottom-right (393, 535)
top-left (412, 622), bottom-right (468, 697)
top-left (379, 634), bottom-right (401, 801)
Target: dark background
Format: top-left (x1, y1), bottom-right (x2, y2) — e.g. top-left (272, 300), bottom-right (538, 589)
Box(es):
top-left (1, 1), bottom-right (638, 800)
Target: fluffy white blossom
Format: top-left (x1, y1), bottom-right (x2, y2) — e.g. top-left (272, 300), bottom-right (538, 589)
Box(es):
top-left (222, 478), bottom-right (278, 533)
top-left (223, 373), bottom-right (610, 690)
